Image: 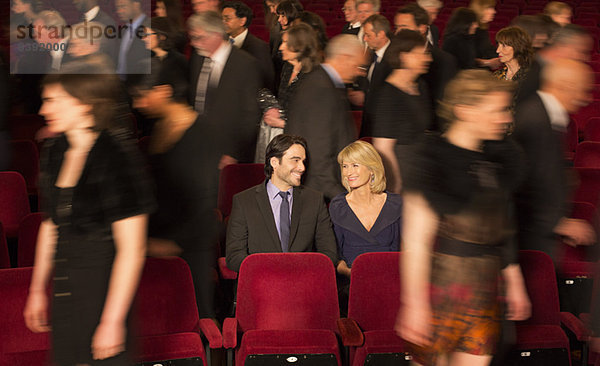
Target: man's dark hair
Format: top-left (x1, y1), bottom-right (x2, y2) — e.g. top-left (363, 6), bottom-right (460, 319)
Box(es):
top-left (397, 3), bottom-right (430, 27)
top-left (264, 134), bottom-right (307, 177)
top-left (222, 1), bottom-right (254, 28)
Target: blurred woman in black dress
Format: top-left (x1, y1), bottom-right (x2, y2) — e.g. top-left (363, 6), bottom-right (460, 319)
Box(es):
top-left (442, 7), bottom-right (479, 70)
top-left (24, 61), bottom-right (155, 365)
top-left (131, 57), bottom-right (220, 319)
top-left (153, 0), bottom-right (187, 53)
top-left (371, 30), bottom-right (432, 193)
top-left (469, 0), bottom-right (501, 69)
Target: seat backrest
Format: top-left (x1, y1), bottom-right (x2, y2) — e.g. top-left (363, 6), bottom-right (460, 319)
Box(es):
top-left (574, 142), bottom-right (600, 168)
top-left (17, 212), bottom-right (44, 268)
top-left (572, 167), bottom-right (600, 206)
top-left (518, 250), bottom-right (560, 326)
top-left (236, 253), bottom-right (339, 332)
top-left (134, 257), bottom-right (200, 336)
top-left (0, 267), bottom-right (50, 356)
top-left (348, 252), bottom-right (400, 331)
top-left (585, 117), bottom-right (600, 142)
top-left (557, 201), bottom-right (597, 267)
top-left (217, 163), bottom-right (265, 217)
top-left (0, 172), bottom-right (31, 237)
top-left (8, 140), bottom-right (40, 195)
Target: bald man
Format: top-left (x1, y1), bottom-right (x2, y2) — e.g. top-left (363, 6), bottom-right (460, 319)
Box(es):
top-left (513, 59), bottom-right (596, 259)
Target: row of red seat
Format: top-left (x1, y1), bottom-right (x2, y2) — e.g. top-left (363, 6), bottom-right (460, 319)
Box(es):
top-left (0, 250), bottom-right (585, 366)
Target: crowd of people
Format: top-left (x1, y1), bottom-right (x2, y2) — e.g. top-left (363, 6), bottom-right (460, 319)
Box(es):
top-left (3, 0), bottom-right (599, 364)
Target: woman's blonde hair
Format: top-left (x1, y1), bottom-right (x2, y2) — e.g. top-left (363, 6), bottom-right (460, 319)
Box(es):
top-left (337, 140), bottom-right (386, 194)
top-left (438, 69), bottom-right (513, 127)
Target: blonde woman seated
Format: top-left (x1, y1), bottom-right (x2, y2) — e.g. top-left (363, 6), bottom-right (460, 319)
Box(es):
top-left (329, 140), bottom-right (402, 278)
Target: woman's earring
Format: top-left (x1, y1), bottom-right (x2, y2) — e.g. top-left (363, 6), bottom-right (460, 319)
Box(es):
top-left (371, 174), bottom-right (375, 182)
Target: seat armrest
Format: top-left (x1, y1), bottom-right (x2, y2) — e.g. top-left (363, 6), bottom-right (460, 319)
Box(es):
top-left (223, 317), bottom-right (238, 349)
top-left (218, 257), bottom-right (238, 280)
top-left (199, 318), bottom-right (223, 348)
top-left (337, 318), bottom-right (364, 347)
top-left (560, 311), bottom-right (591, 342)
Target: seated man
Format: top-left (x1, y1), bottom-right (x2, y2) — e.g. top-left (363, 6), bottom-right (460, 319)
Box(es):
top-left (226, 134), bottom-right (338, 272)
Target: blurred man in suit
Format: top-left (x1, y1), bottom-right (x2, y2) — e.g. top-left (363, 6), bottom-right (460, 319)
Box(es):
top-left (188, 11), bottom-right (262, 168)
top-left (286, 35), bottom-right (365, 201)
top-left (226, 134), bottom-right (337, 272)
top-left (72, 0), bottom-right (118, 63)
top-left (115, 0), bottom-right (149, 80)
top-left (416, 0), bottom-right (442, 48)
top-left (222, 1), bottom-right (275, 90)
top-left (341, 0), bottom-right (361, 35)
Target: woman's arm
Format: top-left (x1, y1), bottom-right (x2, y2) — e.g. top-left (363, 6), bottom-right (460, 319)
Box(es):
top-left (24, 219), bottom-right (58, 333)
top-left (91, 214), bottom-right (148, 360)
top-left (373, 137), bottom-right (401, 193)
top-left (502, 264), bottom-right (531, 321)
top-left (395, 192), bottom-right (439, 346)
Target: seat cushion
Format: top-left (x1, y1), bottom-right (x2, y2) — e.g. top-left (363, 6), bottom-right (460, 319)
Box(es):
top-left (136, 332), bottom-right (207, 365)
top-left (352, 330), bottom-right (405, 366)
top-left (516, 325), bottom-right (570, 350)
top-left (237, 329), bottom-right (341, 366)
top-left (4, 350), bottom-right (50, 366)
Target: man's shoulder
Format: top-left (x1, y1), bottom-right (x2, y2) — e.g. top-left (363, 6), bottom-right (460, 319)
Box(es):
top-left (243, 32), bottom-right (269, 50)
top-left (295, 184), bottom-right (327, 203)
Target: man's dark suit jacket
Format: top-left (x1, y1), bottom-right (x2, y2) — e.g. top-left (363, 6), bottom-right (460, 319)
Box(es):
top-left (341, 23), bottom-right (361, 35)
top-left (513, 93), bottom-right (568, 256)
top-left (359, 46), bottom-right (393, 137)
top-left (285, 65), bottom-right (356, 201)
top-left (118, 17), bottom-right (151, 81)
top-left (429, 24), bottom-right (440, 48)
top-left (240, 32), bottom-right (275, 91)
top-left (226, 181), bottom-right (338, 272)
top-left (423, 46), bottom-right (458, 130)
top-left (189, 46), bottom-right (262, 163)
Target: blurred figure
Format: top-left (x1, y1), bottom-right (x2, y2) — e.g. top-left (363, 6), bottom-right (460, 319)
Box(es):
top-left (370, 30), bottom-right (431, 193)
top-left (115, 0), bottom-right (150, 80)
top-left (442, 7), bottom-right (479, 69)
top-left (285, 34), bottom-right (365, 201)
top-left (511, 15), bottom-right (553, 51)
top-left (416, 0), bottom-right (442, 48)
top-left (271, 0), bottom-right (304, 89)
top-left (517, 24), bottom-right (592, 104)
top-left (329, 140), bottom-right (402, 313)
top-left (469, 0), bottom-right (501, 69)
top-left (131, 57), bottom-right (219, 319)
top-left (396, 70), bottom-right (531, 366)
top-left (23, 61), bottom-right (154, 365)
top-left (355, 0), bottom-right (380, 44)
top-left (299, 11), bottom-right (328, 51)
top-left (226, 134), bottom-right (338, 272)
top-left (153, 0), bottom-right (186, 53)
top-left (191, 0), bottom-right (220, 14)
top-left (72, 0), bottom-right (118, 62)
top-left (514, 59), bottom-right (596, 258)
top-left (255, 22), bottom-right (321, 162)
top-left (67, 21), bottom-right (108, 61)
top-left (188, 11), bottom-right (262, 167)
top-left (358, 14), bottom-right (392, 137)
top-left (341, 0), bottom-right (361, 35)
top-left (544, 1), bottom-right (572, 27)
top-left (395, 3), bottom-right (457, 118)
top-left (142, 17), bottom-right (187, 77)
top-left (222, 1), bottom-right (275, 90)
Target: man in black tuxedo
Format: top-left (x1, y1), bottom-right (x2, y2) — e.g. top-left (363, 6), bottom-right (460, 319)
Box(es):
top-left (516, 24), bottom-right (593, 105)
top-left (222, 1), bottom-right (275, 90)
top-left (395, 3), bottom-right (457, 129)
top-left (357, 14), bottom-right (392, 137)
top-left (514, 59), bottom-right (596, 258)
top-left (340, 0), bottom-right (361, 35)
top-left (417, 0), bottom-right (441, 48)
top-left (72, 0), bottom-right (118, 64)
top-left (226, 134), bottom-right (337, 272)
top-left (188, 11), bottom-right (262, 167)
top-left (285, 35), bottom-right (365, 201)
top-left (115, 0), bottom-right (149, 81)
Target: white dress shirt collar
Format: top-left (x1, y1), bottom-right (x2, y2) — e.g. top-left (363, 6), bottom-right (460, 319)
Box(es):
top-left (537, 90), bottom-right (570, 131)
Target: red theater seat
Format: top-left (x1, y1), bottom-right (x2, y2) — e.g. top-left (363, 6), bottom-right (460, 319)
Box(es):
top-left (0, 172), bottom-right (31, 238)
top-left (7, 140), bottom-right (39, 197)
top-left (0, 222), bottom-right (10, 269)
top-left (17, 212), bottom-right (43, 268)
top-left (575, 142), bottom-right (600, 168)
top-left (217, 163), bottom-right (265, 219)
top-left (223, 253), bottom-right (344, 366)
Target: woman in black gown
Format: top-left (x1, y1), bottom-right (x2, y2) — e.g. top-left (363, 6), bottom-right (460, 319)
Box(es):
top-left (24, 61), bottom-right (155, 365)
top-left (371, 29), bottom-right (432, 193)
top-left (442, 7), bottom-right (479, 70)
top-left (131, 57), bottom-right (220, 319)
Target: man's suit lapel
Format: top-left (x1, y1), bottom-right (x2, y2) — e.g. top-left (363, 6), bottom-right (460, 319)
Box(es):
top-left (289, 186), bottom-right (303, 250)
top-left (255, 183), bottom-right (283, 252)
